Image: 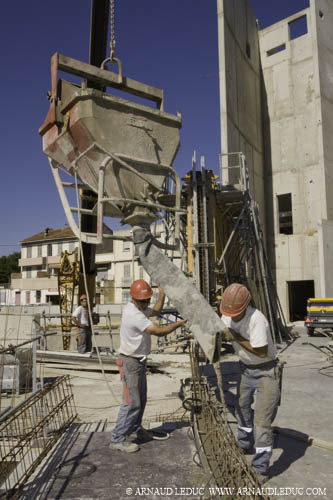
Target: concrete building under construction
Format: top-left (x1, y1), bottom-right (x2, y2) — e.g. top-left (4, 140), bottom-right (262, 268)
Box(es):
top-left (218, 0), bottom-right (333, 322)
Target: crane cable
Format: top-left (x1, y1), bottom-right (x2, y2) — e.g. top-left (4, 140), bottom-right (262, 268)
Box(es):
top-left (74, 170), bottom-right (121, 405)
top-left (109, 0), bottom-right (116, 61)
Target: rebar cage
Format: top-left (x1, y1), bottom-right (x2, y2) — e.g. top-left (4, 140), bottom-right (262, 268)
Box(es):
top-left (189, 342), bottom-right (270, 500)
top-left (0, 376), bottom-right (76, 499)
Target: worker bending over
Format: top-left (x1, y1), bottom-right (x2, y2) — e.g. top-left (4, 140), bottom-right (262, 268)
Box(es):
top-left (72, 294), bottom-right (92, 354)
top-left (220, 283), bottom-right (280, 482)
top-left (110, 280), bottom-right (186, 453)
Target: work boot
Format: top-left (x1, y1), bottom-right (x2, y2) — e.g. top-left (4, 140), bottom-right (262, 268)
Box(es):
top-left (239, 446), bottom-right (254, 455)
top-left (109, 438), bottom-right (140, 453)
top-left (256, 472), bottom-right (269, 484)
top-left (136, 427), bottom-right (154, 440)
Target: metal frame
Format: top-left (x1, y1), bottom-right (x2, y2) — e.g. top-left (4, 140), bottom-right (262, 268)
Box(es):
top-left (50, 141), bottom-right (186, 246)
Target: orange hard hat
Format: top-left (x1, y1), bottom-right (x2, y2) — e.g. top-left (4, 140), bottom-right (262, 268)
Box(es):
top-left (80, 294), bottom-right (87, 301)
top-left (220, 283), bottom-right (251, 317)
top-left (130, 280), bottom-right (153, 300)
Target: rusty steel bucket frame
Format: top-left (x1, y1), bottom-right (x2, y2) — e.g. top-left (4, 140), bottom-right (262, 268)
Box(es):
top-left (39, 53), bottom-right (185, 245)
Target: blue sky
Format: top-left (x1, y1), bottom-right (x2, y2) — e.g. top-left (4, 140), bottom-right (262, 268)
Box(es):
top-left (0, 0), bottom-right (309, 256)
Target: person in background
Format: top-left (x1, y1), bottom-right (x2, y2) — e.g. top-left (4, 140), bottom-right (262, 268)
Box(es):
top-left (72, 294), bottom-right (92, 354)
top-left (220, 283), bottom-right (280, 482)
top-left (110, 280), bottom-right (186, 453)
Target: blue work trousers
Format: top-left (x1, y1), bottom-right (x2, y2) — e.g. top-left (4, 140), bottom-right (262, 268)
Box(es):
top-left (111, 355), bottom-right (147, 443)
top-left (236, 361), bottom-right (280, 475)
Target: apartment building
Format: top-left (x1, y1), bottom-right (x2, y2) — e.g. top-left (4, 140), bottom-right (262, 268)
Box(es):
top-left (10, 225), bottom-right (182, 306)
top-left (10, 227), bottom-right (79, 306)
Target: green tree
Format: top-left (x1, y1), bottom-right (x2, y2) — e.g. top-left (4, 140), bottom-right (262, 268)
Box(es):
top-left (0, 252), bottom-right (20, 283)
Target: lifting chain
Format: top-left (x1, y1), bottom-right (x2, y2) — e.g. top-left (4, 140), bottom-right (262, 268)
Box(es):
top-left (109, 0), bottom-right (116, 61)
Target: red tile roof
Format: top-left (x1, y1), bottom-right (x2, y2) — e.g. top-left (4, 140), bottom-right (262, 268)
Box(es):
top-left (20, 227), bottom-right (76, 244)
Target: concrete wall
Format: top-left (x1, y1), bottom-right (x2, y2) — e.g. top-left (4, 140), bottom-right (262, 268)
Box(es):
top-left (0, 303), bottom-right (123, 349)
top-left (313, 0), bottom-right (333, 221)
top-left (217, 0), bottom-right (266, 228)
top-left (318, 219), bottom-right (333, 297)
top-left (258, 2), bottom-right (333, 316)
top-left (217, 0), bottom-right (333, 319)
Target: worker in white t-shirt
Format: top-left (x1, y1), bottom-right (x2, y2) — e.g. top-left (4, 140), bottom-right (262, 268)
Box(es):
top-left (110, 280), bottom-right (186, 453)
top-left (72, 294), bottom-right (91, 353)
top-left (220, 283), bottom-right (280, 483)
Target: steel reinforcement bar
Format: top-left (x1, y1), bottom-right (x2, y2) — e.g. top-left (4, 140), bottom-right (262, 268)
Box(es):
top-left (0, 375), bottom-right (77, 499)
top-left (189, 343), bottom-right (270, 500)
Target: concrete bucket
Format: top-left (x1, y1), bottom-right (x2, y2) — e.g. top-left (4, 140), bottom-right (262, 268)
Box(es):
top-left (39, 53), bottom-right (182, 229)
top-left (39, 53), bottom-right (222, 362)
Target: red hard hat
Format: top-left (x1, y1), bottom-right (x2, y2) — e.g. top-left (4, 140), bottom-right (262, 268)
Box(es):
top-left (80, 294), bottom-right (87, 301)
top-left (130, 280), bottom-right (153, 300)
top-left (220, 283), bottom-right (251, 317)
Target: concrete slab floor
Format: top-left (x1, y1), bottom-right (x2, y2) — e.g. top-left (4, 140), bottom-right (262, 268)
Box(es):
top-left (20, 328), bottom-right (333, 499)
top-left (22, 424), bottom-right (205, 500)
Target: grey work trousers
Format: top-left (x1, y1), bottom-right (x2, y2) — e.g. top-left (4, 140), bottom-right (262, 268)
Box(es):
top-left (111, 355), bottom-right (147, 443)
top-left (76, 327), bottom-right (91, 354)
top-left (236, 360), bottom-right (280, 475)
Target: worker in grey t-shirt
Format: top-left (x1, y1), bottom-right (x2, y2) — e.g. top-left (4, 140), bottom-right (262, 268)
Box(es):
top-left (220, 283), bottom-right (280, 483)
top-left (72, 294), bottom-right (91, 353)
top-left (110, 280), bottom-right (186, 453)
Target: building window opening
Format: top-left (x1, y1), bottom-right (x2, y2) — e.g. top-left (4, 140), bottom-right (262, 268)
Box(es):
top-left (97, 265), bottom-right (109, 282)
top-left (123, 240), bottom-right (131, 252)
top-left (37, 245), bottom-right (42, 257)
top-left (46, 295), bottom-right (59, 305)
top-left (122, 291), bottom-right (130, 304)
top-left (124, 263), bottom-right (130, 278)
top-left (27, 246), bottom-right (32, 258)
top-left (246, 41), bottom-right (251, 59)
top-left (267, 44), bottom-right (286, 57)
top-left (36, 290), bottom-right (41, 304)
top-left (47, 244), bottom-right (52, 257)
top-left (289, 15), bottom-right (308, 40)
top-left (288, 280), bottom-right (314, 322)
top-left (278, 193), bottom-right (293, 235)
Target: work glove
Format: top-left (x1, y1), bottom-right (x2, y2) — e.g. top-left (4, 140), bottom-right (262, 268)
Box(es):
top-left (221, 327), bottom-right (238, 342)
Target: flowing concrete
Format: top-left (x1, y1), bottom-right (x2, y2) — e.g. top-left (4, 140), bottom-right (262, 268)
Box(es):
top-left (133, 226), bottom-right (224, 363)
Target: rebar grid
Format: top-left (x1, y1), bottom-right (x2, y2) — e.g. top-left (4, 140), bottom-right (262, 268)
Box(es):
top-left (0, 375), bottom-right (77, 499)
top-left (189, 343), bottom-right (270, 500)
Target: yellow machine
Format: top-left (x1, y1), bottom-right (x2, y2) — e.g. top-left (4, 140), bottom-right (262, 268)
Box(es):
top-left (304, 298), bottom-right (333, 335)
